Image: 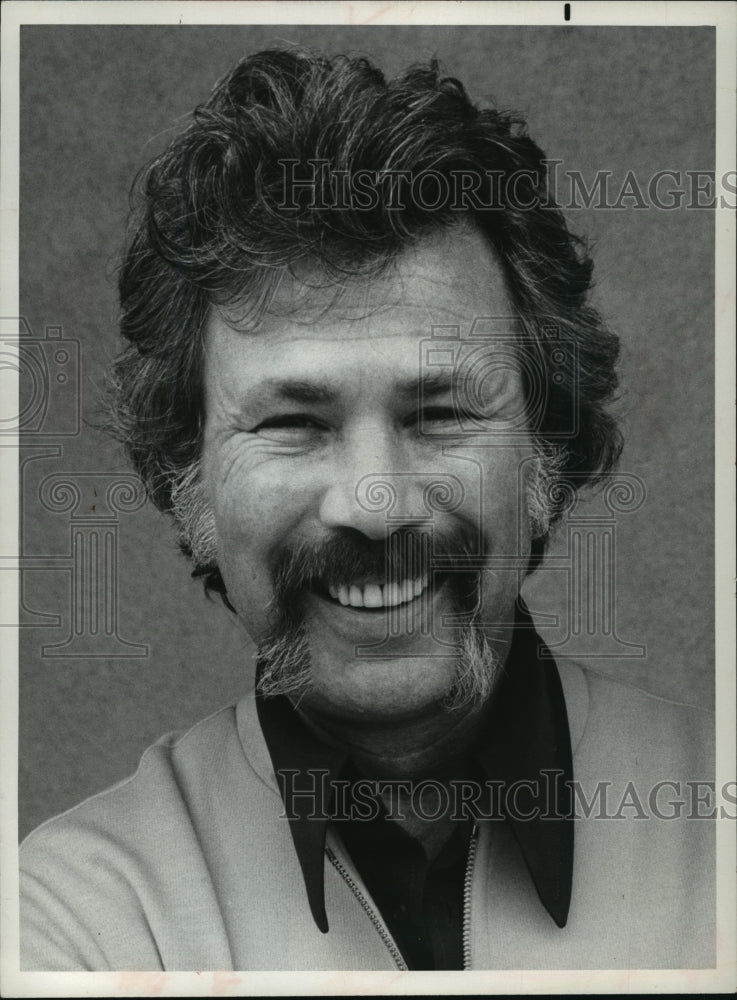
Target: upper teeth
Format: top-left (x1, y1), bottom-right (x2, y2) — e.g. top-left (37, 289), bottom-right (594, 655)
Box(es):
top-left (328, 578), bottom-right (429, 608)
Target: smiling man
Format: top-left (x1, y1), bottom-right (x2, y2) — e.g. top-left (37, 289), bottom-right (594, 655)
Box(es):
top-left (204, 227), bottom-right (532, 725)
top-left (19, 49), bottom-right (714, 972)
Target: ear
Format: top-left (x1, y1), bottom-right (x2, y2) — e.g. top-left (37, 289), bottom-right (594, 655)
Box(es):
top-left (191, 563), bottom-right (237, 613)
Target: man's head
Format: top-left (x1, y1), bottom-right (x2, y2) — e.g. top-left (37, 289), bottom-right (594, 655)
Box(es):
top-left (112, 49), bottom-right (621, 721)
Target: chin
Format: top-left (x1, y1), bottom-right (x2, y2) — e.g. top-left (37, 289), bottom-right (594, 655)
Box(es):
top-left (302, 652), bottom-right (459, 724)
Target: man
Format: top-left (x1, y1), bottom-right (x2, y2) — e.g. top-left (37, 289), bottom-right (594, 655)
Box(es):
top-left (20, 49), bottom-right (714, 971)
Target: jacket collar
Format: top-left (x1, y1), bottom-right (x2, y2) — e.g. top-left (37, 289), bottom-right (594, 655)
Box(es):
top-left (254, 599), bottom-right (573, 934)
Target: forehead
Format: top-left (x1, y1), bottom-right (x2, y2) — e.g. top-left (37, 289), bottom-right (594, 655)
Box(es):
top-left (204, 224), bottom-right (516, 389)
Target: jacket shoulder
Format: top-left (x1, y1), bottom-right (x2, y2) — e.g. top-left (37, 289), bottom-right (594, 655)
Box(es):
top-left (22, 703), bottom-right (240, 849)
top-left (20, 703), bottom-right (243, 970)
top-left (557, 658), bottom-right (714, 779)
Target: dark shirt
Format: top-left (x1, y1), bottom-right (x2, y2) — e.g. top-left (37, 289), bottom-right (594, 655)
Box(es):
top-left (255, 600), bottom-right (573, 970)
top-left (338, 765), bottom-right (473, 969)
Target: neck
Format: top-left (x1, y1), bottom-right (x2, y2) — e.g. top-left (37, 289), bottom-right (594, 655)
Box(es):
top-left (294, 694), bottom-right (492, 782)
top-left (295, 694), bottom-right (494, 859)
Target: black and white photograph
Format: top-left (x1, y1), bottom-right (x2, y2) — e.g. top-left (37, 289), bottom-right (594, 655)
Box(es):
top-left (1, 1), bottom-right (735, 995)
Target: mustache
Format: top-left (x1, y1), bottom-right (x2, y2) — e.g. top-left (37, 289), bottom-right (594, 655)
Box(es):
top-left (257, 524), bottom-right (497, 707)
top-left (270, 524), bottom-right (484, 603)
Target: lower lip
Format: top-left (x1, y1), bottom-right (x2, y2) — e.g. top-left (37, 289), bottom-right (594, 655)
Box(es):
top-left (303, 579), bottom-right (451, 645)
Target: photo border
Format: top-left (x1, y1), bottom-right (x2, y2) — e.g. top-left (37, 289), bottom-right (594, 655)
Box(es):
top-left (1, 2), bottom-right (734, 996)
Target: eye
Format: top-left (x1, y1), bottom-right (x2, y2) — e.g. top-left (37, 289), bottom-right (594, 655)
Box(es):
top-left (251, 414), bottom-right (328, 438)
top-left (254, 415), bottom-right (321, 430)
top-left (418, 405), bottom-right (488, 428)
top-left (418, 406), bottom-right (460, 425)
top-left (416, 403), bottom-right (503, 438)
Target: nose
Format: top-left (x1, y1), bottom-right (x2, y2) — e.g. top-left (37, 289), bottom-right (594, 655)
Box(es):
top-left (318, 424), bottom-right (422, 541)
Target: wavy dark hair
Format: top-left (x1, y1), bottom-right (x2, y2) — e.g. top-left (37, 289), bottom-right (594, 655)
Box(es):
top-left (112, 48), bottom-right (622, 592)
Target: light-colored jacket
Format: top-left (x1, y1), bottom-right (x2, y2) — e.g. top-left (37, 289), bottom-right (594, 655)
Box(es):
top-left (20, 661), bottom-right (715, 970)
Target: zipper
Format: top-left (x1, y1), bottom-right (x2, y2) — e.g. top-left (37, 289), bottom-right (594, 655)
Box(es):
top-left (326, 845), bottom-right (409, 971)
top-left (462, 823), bottom-right (479, 970)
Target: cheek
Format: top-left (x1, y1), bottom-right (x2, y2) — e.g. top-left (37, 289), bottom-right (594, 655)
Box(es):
top-left (474, 454), bottom-right (533, 622)
top-left (209, 463), bottom-right (315, 604)
top-left (451, 446), bottom-right (533, 551)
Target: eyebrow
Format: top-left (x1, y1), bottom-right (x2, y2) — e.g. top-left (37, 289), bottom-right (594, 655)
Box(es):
top-left (259, 378), bottom-right (339, 405)
top-left (398, 372), bottom-right (478, 398)
top-left (256, 371), bottom-right (464, 406)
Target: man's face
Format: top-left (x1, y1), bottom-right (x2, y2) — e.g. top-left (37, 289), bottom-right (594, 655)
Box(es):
top-left (202, 224), bottom-right (538, 724)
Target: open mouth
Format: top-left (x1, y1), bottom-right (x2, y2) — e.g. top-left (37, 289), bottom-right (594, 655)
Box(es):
top-left (299, 571), bottom-right (461, 646)
top-left (309, 574), bottom-right (446, 611)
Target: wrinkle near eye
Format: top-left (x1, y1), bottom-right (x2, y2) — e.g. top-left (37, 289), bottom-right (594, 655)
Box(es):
top-left (214, 433), bottom-right (285, 485)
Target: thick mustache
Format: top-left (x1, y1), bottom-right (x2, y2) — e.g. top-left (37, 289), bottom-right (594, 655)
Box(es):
top-left (271, 525), bottom-right (483, 599)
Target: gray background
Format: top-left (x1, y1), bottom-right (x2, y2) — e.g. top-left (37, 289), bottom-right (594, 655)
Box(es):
top-left (18, 25), bottom-right (715, 839)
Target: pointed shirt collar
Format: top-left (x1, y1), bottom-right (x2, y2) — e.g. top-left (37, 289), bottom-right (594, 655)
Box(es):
top-left (255, 601), bottom-right (574, 935)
